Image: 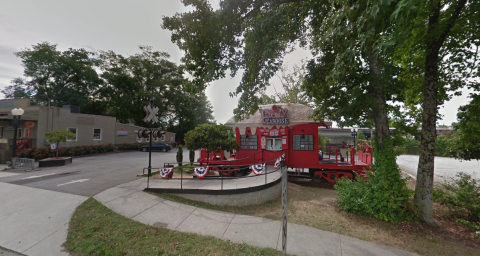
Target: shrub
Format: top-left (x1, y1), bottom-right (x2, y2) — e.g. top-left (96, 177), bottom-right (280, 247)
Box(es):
top-left (17, 143), bottom-right (117, 160)
top-left (402, 135), bottom-right (420, 155)
top-left (433, 172), bottom-right (480, 222)
top-left (177, 145), bottom-right (183, 167)
top-left (118, 143), bottom-right (144, 151)
top-left (189, 149), bottom-right (195, 165)
top-left (335, 138), bottom-right (417, 223)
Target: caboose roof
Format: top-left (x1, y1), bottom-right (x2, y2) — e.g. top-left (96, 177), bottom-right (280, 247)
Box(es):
top-left (224, 103), bottom-right (332, 134)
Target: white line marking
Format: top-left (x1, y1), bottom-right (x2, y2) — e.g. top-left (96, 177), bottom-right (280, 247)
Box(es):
top-left (22, 173), bottom-right (56, 179)
top-left (57, 179), bottom-right (90, 187)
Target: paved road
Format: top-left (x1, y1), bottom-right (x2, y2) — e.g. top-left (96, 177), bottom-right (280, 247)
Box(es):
top-left (397, 154), bottom-right (480, 182)
top-left (0, 148), bottom-right (193, 197)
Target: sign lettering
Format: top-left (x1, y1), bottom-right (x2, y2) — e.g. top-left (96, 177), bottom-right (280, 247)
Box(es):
top-left (260, 105), bottom-right (289, 125)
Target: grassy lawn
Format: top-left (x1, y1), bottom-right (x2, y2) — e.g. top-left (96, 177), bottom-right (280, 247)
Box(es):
top-left (154, 178), bottom-right (480, 256)
top-left (64, 198), bottom-right (284, 256)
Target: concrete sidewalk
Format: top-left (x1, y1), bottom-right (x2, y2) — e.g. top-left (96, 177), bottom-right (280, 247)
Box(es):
top-left (0, 182), bottom-right (87, 256)
top-left (96, 179), bottom-right (418, 256)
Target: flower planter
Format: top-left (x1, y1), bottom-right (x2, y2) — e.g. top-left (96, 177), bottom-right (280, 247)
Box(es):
top-left (39, 157), bottom-right (73, 167)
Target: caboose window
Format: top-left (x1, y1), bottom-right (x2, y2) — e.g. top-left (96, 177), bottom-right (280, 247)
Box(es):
top-left (293, 134), bottom-right (313, 150)
top-left (266, 138), bottom-right (282, 150)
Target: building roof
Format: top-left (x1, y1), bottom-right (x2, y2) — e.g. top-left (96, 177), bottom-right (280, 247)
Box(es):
top-left (224, 103), bottom-right (332, 134)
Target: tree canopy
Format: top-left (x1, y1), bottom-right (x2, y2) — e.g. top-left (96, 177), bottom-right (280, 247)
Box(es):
top-left (6, 42), bottom-right (215, 143)
top-left (184, 123), bottom-right (239, 154)
top-left (449, 94), bottom-right (480, 161)
top-left (163, 0), bottom-right (480, 224)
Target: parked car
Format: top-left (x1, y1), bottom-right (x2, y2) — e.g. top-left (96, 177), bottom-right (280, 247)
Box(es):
top-left (141, 142), bottom-right (172, 152)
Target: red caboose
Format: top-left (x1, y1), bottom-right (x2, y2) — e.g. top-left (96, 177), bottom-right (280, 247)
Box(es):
top-left (198, 103), bottom-right (373, 182)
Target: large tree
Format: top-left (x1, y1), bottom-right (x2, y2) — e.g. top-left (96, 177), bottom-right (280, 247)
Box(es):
top-left (13, 42), bottom-right (104, 114)
top-left (163, 1), bottom-right (413, 150)
top-left (258, 61), bottom-right (311, 105)
top-left (391, 0), bottom-right (480, 225)
top-left (98, 46), bottom-right (202, 127)
top-left (163, 0), bottom-right (480, 224)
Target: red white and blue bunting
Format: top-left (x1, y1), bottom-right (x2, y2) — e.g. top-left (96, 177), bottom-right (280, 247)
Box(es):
top-left (159, 168), bottom-right (173, 179)
top-left (250, 163), bottom-right (265, 175)
top-left (194, 166), bottom-right (209, 179)
top-left (274, 153), bottom-right (286, 169)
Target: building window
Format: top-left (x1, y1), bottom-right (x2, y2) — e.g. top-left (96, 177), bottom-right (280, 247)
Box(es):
top-left (266, 138), bottom-right (282, 150)
top-left (67, 128), bottom-right (77, 141)
top-left (293, 135), bottom-right (313, 150)
top-left (0, 126), bottom-right (4, 138)
top-left (93, 128), bottom-right (101, 140)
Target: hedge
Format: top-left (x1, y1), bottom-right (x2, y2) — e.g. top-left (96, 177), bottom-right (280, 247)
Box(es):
top-left (16, 143), bottom-right (145, 160)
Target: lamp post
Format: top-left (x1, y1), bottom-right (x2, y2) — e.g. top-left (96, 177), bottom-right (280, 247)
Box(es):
top-left (350, 128), bottom-right (358, 150)
top-left (11, 108), bottom-right (25, 163)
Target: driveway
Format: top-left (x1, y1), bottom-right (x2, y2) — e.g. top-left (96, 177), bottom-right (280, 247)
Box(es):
top-left (397, 154), bottom-right (480, 182)
top-left (0, 148), bottom-right (193, 197)
top-left (0, 148), bottom-right (191, 255)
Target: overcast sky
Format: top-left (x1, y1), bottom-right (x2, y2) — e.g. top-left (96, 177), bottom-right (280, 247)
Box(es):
top-left (0, 0), bottom-right (471, 126)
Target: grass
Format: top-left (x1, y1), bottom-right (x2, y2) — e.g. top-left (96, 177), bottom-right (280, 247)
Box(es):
top-left (154, 178), bottom-right (480, 256)
top-left (64, 198), bottom-right (284, 256)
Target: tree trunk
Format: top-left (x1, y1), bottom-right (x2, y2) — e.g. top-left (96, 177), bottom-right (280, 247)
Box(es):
top-left (368, 53), bottom-right (389, 150)
top-left (414, 3), bottom-right (442, 226)
top-left (415, 47), bottom-right (439, 226)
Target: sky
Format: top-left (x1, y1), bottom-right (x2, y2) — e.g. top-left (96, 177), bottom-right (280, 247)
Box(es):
top-left (0, 0), bottom-right (472, 126)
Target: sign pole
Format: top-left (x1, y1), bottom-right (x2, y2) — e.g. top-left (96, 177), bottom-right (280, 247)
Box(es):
top-left (281, 162), bottom-right (287, 256)
top-left (143, 98), bottom-right (159, 189)
top-left (147, 100), bottom-right (153, 188)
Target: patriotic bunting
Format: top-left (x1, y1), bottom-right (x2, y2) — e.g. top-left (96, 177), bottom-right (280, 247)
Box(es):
top-left (274, 153), bottom-right (286, 169)
top-left (250, 163), bottom-right (265, 175)
top-left (194, 166), bottom-right (209, 179)
top-left (159, 168), bottom-right (173, 179)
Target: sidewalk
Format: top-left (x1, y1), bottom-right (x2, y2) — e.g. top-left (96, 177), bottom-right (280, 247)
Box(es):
top-left (96, 179), bottom-right (418, 256)
top-left (0, 182), bottom-right (87, 256)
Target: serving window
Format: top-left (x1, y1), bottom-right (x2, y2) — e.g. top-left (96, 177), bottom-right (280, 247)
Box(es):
top-left (240, 135), bottom-right (258, 150)
top-left (293, 134), bottom-right (313, 150)
top-left (266, 138), bottom-right (282, 150)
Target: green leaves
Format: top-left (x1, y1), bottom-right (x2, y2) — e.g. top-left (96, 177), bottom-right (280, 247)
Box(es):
top-left (184, 123), bottom-right (239, 153)
top-left (335, 138), bottom-right (417, 223)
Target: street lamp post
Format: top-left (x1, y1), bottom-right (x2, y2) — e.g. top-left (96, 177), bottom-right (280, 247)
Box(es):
top-left (11, 108), bottom-right (25, 164)
top-left (351, 128), bottom-right (358, 151)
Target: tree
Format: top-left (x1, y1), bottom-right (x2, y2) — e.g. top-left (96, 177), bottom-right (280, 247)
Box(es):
top-left (184, 123), bottom-right (239, 161)
top-left (14, 42), bottom-right (104, 114)
top-left (166, 91), bottom-right (215, 144)
top-left (1, 78), bottom-right (35, 100)
top-left (44, 129), bottom-right (76, 157)
top-left (258, 62), bottom-right (311, 106)
top-left (392, 0), bottom-right (480, 225)
top-left (177, 145), bottom-right (183, 167)
top-left (449, 94), bottom-right (480, 161)
top-left (98, 46), bottom-right (205, 127)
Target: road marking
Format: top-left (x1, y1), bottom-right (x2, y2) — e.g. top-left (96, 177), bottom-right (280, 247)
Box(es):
top-left (57, 179), bottom-right (90, 186)
top-left (22, 173), bottom-right (56, 179)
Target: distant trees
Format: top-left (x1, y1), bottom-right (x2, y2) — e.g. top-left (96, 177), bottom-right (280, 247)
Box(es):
top-left (5, 42), bottom-right (215, 143)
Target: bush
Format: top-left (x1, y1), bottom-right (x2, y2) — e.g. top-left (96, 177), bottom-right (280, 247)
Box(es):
top-left (17, 143), bottom-right (117, 160)
top-left (177, 145), bottom-right (183, 167)
top-left (433, 172), bottom-right (480, 222)
top-left (402, 135), bottom-right (420, 155)
top-left (189, 149), bottom-right (195, 165)
top-left (117, 143), bottom-right (144, 151)
top-left (335, 138), bottom-right (417, 223)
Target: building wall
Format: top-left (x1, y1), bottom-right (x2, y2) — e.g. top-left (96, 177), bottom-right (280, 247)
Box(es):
top-left (115, 123), bottom-right (144, 144)
top-left (36, 107), bottom-right (116, 148)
